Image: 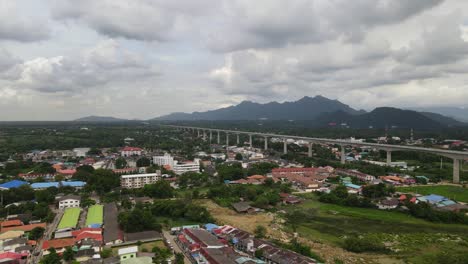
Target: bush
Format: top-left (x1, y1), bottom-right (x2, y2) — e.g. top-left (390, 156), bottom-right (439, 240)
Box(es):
top-left (343, 236), bottom-right (387, 253)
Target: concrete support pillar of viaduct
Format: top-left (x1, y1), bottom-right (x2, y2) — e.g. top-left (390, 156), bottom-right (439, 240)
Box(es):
top-left (209, 131), bottom-right (212, 142)
top-left (197, 130), bottom-right (200, 137)
top-left (217, 131), bottom-right (220, 144)
top-left (283, 139), bottom-right (288, 154)
top-left (308, 142), bottom-right (313, 158)
top-left (249, 134), bottom-right (253, 148)
top-left (453, 158), bottom-right (460, 184)
top-left (226, 133), bottom-right (230, 152)
top-left (203, 130), bottom-right (206, 141)
top-left (264, 137), bottom-right (268, 150)
top-left (340, 145), bottom-right (346, 164)
top-left (237, 134), bottom-right (240, 145)
top-left (386, 150), bottom-right (392, 165)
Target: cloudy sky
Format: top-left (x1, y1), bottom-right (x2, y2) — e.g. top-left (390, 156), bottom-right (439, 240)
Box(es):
top-left (1, 0), bottom-right (468, 120)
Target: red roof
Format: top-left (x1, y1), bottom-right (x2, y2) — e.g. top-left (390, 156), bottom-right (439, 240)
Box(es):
top-left (1, 220), bottom-right (23, 228)
top-left (1, 223), bottom-right (46, 232)
top-left (57, 169), bottom-right (77, 175)
top-left (247, 175), bottom-right (266, 180)
top-left (410, 197), bottom-right (417, 203)
top-left (75, 232), bottom-right (102, 242)
top-left (42, 238), bottom-right (75, 250)
top-left (399, 195), bottom-right (407, 201)
top-left (272, 167), bottom-right (317, 173)
top-left (0, 252), bottom-right (24, 260)
top-left (121, 147), bottom-right (142, 151)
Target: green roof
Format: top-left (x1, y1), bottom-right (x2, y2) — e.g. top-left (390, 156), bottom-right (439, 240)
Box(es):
top-left (86, 204), bottom-right (104, 226)
top-left (58, 207), bottom-right (80, 229)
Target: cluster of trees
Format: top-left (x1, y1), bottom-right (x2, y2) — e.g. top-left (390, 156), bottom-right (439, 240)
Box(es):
top-left (119, 200), bottom-right (213, 232)
top-left (318, 185), bottom-right (374, 208)
top-left (406, 201), bottom-right (468, 225)
top-left (207, 182), bottom-right (291, 208)
top-left (216, 162), bottom-right (279, 182)
top-left (1, 160), bottom-right (55, 176)
top-left (361, 183), bottom-right (395, 199)
top-left (177, 172), bottom-right (210, 188)
top-left (0, 202), bottom-right (55, 223)
top-left (118, 205), bottom-right (161, 233)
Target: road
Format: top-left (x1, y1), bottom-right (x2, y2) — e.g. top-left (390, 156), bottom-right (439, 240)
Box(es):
top-left (162, 230), bottom-right (191, 264)
top-left (30, 208), bottom-right (63, 264)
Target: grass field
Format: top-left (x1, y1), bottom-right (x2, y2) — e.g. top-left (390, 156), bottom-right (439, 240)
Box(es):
top-left (58, 207), bottom-right (80, 229)
top-left (397, 185), bottom-right (468, 203)
top-left (86, 204), bottom-right (104, 226)
top-left (287, 195), bottom-right (468, 263)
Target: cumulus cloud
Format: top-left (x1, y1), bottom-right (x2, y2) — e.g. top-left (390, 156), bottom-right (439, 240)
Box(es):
top-left (8, 40), bottom-right (158, 93)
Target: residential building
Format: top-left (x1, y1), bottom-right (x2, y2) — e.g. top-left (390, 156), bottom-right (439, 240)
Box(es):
top-left (153, 153), bottom-right (175, 168)
top-left (57, 195), bottom-right (81, 209)
top-left (120, 173), bottom-right (161, 189)
top-left (118, 246), bottom-right (138, 261)
top-left (121, 147), bottom-right (143, 157)
top-left (73, 148), bottom-right (91, 157)
top-left (103, 203), bottom-right (123, 245)
top-left (173, 159), bottom-right (201, 175)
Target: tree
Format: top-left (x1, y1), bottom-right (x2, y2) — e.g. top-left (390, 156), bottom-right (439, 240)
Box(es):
top-left (137, 157), bottom-right (151, 167)
top-left (255, 249), bottom-right (264, 259)
top-left (101, 248), bottom-right (112, 258)
top-left (87, 147), bottom-right (102, 156)
top-left (29, 227), bottom-right (45, 240)
top-left (63, 246), bottom-right (75, 261)
top-left (115, 157), bottom-right (127, 169)
top-left (235, 153), bottom-right (243, 161)
top-left (254, 225), bottom-right (267, 238)
top-left (40, 248), bottom-right (61, 264)
top-left (175, 253), bottom-right (184, 264)
top-left (143, 180), bottom-right (174, 198)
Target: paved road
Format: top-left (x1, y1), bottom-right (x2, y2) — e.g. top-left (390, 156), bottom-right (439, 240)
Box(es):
top-left (162, 230), bottom-right (191, 264)
top-left (30, 209), bottom-right (63, 264)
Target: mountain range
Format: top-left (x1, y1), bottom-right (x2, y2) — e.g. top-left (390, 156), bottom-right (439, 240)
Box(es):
top-left (74, 96), bottom-right (467, 129)
top-left (73, 115), bottom-right (132, 122)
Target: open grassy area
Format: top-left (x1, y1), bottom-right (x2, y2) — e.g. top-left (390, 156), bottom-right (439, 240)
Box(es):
top-left (397, 185), bottom-right (468, 203)
top-left (86, 204), bottom-right (104, 226)
top-left (287, 195), bottom-right (468, 263)
top-left (57, 207), bottom-right (80, 229)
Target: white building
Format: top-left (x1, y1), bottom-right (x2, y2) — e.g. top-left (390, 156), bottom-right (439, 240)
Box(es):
top-left (73, 148), bottom-right (90, 157)
top-left (153, 153), bottom-right (175, 168)
top-left (120, 147), bottom-right (143, 157)
top-left (57, 195), bottom-right (81, 209)
top-left (120, 173), bottom-right (161, 189)
top-left (173, 159), bottom-right (200, 175)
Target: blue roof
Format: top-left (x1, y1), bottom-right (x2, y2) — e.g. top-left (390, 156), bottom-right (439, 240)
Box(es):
top-left (345, 183), bottom-right (361, 189)
top-left (422, 194), bottom-right (446, 203)
top-left (61, 181), bottom-right (86, 187)
top-left (205, 223), bottom-right (219, 231)
top-left (30, 182), bottom-right (60, 189)
top-left (436, 200), bottom-right (456, 207)
top-left (0, 180), bottom-right (29, 189)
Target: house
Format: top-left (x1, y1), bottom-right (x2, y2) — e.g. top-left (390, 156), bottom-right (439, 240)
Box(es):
top-left (232, 202), bottom-right (255, 214)
top-left (57, 195), bottom-right (81, 209)
top-left (344, 183), bottom-right (362, 194)
top-left (377, 198), bottom-right (399, 210)
top-left (42, 238), bottom-right (76, 255)
top-left (2, 237), bottom-right (28, 252)
top-left (0, 231), bottom-right (24, 241)
top-left (121, 147), bottom-right (143, 157)
top-left (118, 246), bottom-right (138, 261)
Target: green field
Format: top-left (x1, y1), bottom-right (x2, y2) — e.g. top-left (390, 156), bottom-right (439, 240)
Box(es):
top-left (86, 204), bottom-right (104, 226)
top-left (398, 185), bottom-right (468, 203)
top-left (287, 194), bottom-right (468, 263)
top-left (58, 207), bottom-right (80, 229)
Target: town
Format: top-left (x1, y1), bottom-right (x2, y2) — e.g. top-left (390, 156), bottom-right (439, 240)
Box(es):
top-left (0, 124), bottom-right (466, 264)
